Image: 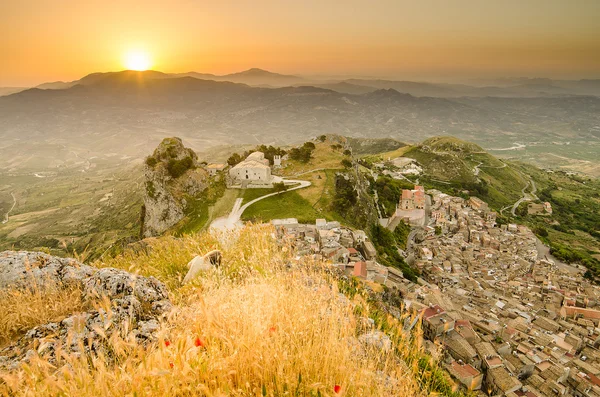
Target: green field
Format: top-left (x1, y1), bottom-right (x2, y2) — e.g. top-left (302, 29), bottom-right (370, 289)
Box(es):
top-left (241, 191), bottom-right (321, 223)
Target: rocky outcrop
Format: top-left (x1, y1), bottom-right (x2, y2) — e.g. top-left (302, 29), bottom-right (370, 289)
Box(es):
top-left (141, 137), bottom-right (208, 237)
top-left (0, 251), bottom-right (172, 370)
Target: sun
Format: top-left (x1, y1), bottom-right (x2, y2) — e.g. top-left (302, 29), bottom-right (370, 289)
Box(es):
top-left (124, 51), bottom-right (152, 71)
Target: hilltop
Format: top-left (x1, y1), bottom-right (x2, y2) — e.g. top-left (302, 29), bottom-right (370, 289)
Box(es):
top-left (419, 136), bottom-right (484, 153)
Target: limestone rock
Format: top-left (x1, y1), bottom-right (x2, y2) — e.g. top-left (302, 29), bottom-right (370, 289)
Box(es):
top-left (0, 251), bottom-right (95, 290)
top-left (0, 251), bottom-right (172, 370)
top-left (358, 330), bottom-right (393, 352)
top-left (141, 137), bottom-right (209, 237)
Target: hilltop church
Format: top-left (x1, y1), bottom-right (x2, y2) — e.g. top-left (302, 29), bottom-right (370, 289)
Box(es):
top-left (229, 152), bottom-right (273, 185)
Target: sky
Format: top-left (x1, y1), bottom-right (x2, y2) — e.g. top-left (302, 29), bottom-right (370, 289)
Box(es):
top-left (1, 0), bottom-right (600, 86)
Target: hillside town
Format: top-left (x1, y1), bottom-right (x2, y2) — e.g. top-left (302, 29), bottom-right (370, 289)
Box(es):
top-left (273, 185), bottom-right (600, 397)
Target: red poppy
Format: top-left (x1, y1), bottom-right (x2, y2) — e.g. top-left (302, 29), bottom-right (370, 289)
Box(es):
top-left (334, 385), bottom-right (341, 394)
top-left (269, 326), bottom-right (277, 335)
top-left (164, 340), bottom-right (171, 347)
top-left (169, 362), bottom-right (174, 369)
top-left (194, 337), bottom-right (205, 348)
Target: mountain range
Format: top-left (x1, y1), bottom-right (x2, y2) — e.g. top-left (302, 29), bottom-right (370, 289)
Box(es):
top-left (0, 70), bottom-right (599, 174)
top-left (4, 68), bottom-right (600, 98)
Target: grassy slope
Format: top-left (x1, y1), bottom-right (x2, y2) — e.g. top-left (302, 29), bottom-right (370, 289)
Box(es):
top-left (0, 224), bottom-right (464, 396)
top-left (346, 137), bottom-right (406, 155)
top-left (372, 137), bottom-right (526, 210)
top-left (276, 139), bottom-right (347, 177)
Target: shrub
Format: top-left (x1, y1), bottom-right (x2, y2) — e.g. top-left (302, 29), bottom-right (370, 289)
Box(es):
top-left (227, 153), bottom-right (243, 166)
top-left (145, 156), bottom-right (158, 168)
top-left (167, 156), bottom-right (194, 178)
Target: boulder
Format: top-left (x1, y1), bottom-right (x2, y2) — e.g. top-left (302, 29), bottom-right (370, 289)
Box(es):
top-left (0, 251), bottom-right (95, 290)
top-left (0, 251), bottom-right (172, 370)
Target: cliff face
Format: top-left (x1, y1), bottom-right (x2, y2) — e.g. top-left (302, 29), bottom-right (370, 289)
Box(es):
top-left (141, 137), bottom-right (208, 237)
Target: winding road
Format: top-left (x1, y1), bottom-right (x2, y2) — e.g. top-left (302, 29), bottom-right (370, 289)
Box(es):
top-left (2, 193), bottom-right (16, 224)
top-left (510, 178), bottom-right (537, 216)
top-left (210, 179), bottom-right (311, 231)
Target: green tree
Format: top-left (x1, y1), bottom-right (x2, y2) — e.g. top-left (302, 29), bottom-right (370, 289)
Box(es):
top-left (341, 159), bottom-right (352, 168)
top-left (273, 182), bottom-right (288, 193)
top-left (227, 153), bottom-right (243, 166)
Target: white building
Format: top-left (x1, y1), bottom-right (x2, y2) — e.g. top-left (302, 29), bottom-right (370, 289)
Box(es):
top-left (206, 163), bottom-right (227, 176)
top-left (229, 152), bottom-right (272, 184)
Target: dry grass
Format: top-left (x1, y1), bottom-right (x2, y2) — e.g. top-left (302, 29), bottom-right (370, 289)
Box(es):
top-left (278, 141), bottom-right (345, 177)
top-left (0, 225), bottom-right (436, 396)
top-left (0, 285), bottom-right (86, 347)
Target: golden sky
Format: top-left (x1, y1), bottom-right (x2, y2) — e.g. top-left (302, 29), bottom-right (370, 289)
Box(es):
top-left (1, 0), bottom-right (599, 86)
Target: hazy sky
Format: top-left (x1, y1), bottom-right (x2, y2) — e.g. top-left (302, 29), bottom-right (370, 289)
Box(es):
top-left (1, 0), bottom-right (599, 86)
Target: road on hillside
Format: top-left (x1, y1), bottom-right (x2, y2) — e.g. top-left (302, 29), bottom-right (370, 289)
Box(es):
top-left (1, 193), bottom-right (16, 224)
top-left (511, 177), bottom-right (537, 217)
top-left (535, 238), bottom-right (582, 274)
top-left (210, 180), bottom-right (311, 231)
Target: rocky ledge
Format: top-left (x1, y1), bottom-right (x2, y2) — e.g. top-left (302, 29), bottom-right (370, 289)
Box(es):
top-left (0, 251), bottom-right (172, 370)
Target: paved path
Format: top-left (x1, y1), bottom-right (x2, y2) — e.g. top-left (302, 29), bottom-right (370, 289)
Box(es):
top-left (210, 180), bottom-right (311, 231)
top-left (291, 168), bottom-right (327, 177)
top-left (1, 193), bottom-right (16, 224)
top-left (511, 177), bottom-right (537, 217)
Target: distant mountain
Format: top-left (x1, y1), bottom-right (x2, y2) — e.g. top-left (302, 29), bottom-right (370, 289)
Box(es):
top-left (295, 82), bottom-right (378, 95)
top-left (1, 73), bottom-right (599, 173)
top-left (0, 87), bottom-right (27, 97)
top-left (33, 68), bottom-right (303, 91)
top-left (344, 78), bottom-right (600, 98)
top-left (220, 68), bottom-right (303, 86)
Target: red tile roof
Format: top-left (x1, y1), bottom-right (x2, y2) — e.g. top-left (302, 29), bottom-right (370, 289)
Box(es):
top-left (422, 305), bottom-right (445, 320)
top-left (450, 362), bottom-right (480, 378)
top-left (401, 190), bottom-right (413, 200)
top-left (353, 261), bottom-right (367, 278)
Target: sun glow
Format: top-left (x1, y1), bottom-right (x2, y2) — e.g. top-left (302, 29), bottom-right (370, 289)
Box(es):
top-left (124, 51), bottom-right (152, 71)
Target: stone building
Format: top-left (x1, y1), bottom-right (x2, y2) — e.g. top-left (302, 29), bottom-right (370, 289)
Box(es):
top-left (229, 152), bottom-right (272, 184)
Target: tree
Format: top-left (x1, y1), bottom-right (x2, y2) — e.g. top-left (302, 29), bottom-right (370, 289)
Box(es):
top-left (289, 142), bottom-right (315, 163)
top-left (318, 135), bottom-right (327, 142)
top-left (343, 149), bottom-right (352, 156)
top-left (341, 159), bottom-right (352, 168)
top-left (273, 182), bottom-right (288, 193)
top-left (227, 153), bottom-right (243, 166)
top-left (303, 141), bottom-right (316, 150)
top-left (534, 226), bottom-right (549, 238)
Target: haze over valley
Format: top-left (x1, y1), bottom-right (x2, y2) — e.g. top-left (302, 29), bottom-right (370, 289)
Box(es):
top-left (1, 69), bottom-right (599, 177)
